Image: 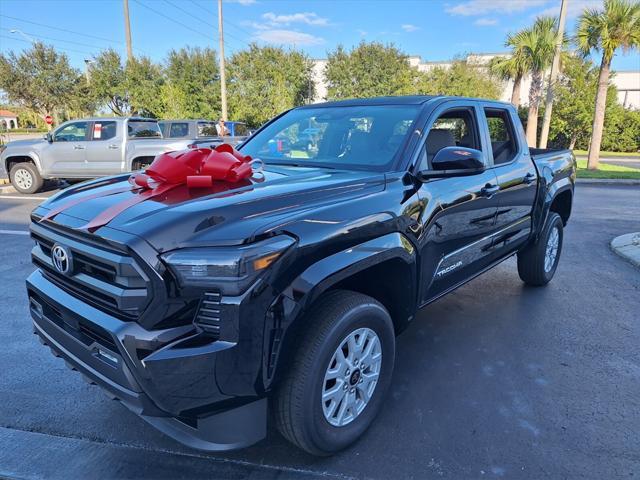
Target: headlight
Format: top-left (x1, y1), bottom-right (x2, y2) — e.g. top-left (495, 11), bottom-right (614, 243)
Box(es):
top-left (161, 235), bottom-right (295, 295)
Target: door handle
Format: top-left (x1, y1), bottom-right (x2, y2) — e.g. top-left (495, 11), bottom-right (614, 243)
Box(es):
top-left (73, 145), bottom-right (85, 150)
top-left (524, 172), bottom-right (536, 184)
top-left (481, 184), bottom-right (500, 197)
top-left (108, 144), bottom-right (119, 149)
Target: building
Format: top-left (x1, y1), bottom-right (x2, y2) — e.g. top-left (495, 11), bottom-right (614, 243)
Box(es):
top-left (0, 110), bottom-right (18, 130)
top-left (311, 53), bottom-right (640, 109)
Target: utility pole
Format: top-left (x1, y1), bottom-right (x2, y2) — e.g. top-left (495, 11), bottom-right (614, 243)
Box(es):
top-left (218, 0), bottom-right (228, 121)
top-left (123, 0), bottom-right (134, 61)
top-left (539, 0), bottom-right (568, 148)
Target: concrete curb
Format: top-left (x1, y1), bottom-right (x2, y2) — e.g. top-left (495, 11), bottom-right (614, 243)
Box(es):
top-left (0, 184), bottom-right (16, 194)
top-left (576, 178), bottom-right (640, 185)
top-left (611, 232), bottom-right (640, 268)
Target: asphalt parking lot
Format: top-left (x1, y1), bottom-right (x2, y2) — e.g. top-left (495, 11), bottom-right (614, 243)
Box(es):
top-left (1, 184), bottom-right (639, 479)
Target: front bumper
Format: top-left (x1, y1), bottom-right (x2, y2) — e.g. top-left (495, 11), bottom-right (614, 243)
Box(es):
top-left (26, 269), bottom-right (266, 451)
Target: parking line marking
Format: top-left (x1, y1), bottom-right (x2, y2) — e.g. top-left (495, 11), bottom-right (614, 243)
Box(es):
top-left (0, 229), bottom-right (30, 235)
top-left (0, 195), bottom-right (49, 200)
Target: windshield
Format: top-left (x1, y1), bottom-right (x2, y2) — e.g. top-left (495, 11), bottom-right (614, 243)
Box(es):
top-left (128, 120), bottom-right (162, 138)
top-left (239, 105), bottom-right (420, 171)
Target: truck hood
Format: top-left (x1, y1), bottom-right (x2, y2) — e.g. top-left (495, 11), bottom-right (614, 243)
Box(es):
top-left (38, 166), bottom-right (385, 252)
top-left (5, 138), bottom-right (46, 148)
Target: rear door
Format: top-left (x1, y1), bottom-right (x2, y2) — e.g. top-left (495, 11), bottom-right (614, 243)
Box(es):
top-left (84, 120), bottom-right (123, 175)
top-left (43, 121), bottom-right (89, 176)
top-left (480, 105), bottom-right (538, 256)
top-left (415, 101), bottom-right (501, 303)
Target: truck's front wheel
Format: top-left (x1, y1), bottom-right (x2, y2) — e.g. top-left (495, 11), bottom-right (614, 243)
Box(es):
top-left (9, 162), bottom-right (43, 194)
top-left (273, 290), bottom-right (395, 456)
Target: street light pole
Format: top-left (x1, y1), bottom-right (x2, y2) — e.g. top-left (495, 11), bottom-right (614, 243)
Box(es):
top-left (539, 0), bottom-right (568, 149)
top-left (218, 0), bottom-right (228, 121)
top-left (9, 29), bottom-right (36, 44)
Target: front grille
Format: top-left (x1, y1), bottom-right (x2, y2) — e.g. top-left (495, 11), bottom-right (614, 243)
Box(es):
top-left (30, 222), bottom-right (150, 320)
top-left (194, 291), bottom-right (221, 337)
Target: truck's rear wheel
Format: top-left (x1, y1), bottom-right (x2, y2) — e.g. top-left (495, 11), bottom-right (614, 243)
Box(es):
top-left (9, 162), bottom-right (43, 194)
top-left (517, 212), bottom-right (564, 286)
top-left (273, 290), bottom-right (395, 456)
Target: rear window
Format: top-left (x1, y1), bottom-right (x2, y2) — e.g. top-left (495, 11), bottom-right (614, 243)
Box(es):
top-left (197, 122), bottom-right (217, 137)
top-left (128, 121), bottom-right (161, 138)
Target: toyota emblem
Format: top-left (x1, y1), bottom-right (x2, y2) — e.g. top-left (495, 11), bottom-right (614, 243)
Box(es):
top-left (51, 244), bottom-right (72, 275)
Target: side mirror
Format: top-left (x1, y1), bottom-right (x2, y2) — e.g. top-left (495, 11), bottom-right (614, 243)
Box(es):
top-left (44, 133), bottom-right (53, 143)
top-left (417, 146), bottom-right (485, 180)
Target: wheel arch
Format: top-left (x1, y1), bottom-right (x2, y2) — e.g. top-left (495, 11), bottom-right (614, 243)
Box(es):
top-left (5, 153), bottom-right (42, 175)
top-left (264, 232), bottom-right (417, 389)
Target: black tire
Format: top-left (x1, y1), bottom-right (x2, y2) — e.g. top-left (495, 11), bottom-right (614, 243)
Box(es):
top-left (273, 290), bottom-right (395, 456)
top-left (517, 212), bottom-right (564, 286)
top-left (9, 162), bottom-right (43, 194)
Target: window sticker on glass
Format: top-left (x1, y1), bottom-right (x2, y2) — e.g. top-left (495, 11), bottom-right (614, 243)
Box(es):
top-left (94, 123), bottom-right (102, 139)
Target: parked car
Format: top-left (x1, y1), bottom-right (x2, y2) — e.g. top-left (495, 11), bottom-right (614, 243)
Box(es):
top-left (158, 119), bottom-right (218, 140)
top-left (159, 119), bottom-right (251, 149)
top-left (1, 117), bottom-right (194, 194)
top-left (26, 96), bottom-right (575, 456)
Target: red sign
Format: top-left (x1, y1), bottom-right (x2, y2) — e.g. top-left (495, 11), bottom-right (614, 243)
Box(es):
top-left (44, 115), bottom-right (53, 125)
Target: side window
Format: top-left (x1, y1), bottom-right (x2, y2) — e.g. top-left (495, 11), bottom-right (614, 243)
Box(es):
top-left (484, 108), bottom-right (518, 165)
top-left (169, 122), bottom-right (190, 138)
top-left (91, 121), bottom-right (117, 141)
top-left (417, 108), bottom-right (481, 171)
top-left (53, 122), bottom-right (88, 142)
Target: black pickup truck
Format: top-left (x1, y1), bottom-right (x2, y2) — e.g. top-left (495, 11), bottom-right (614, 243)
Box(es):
top-left (26, 96), bottom-right (576, 456)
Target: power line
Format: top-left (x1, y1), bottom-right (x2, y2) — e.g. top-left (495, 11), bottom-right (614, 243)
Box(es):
top-left (0, 34), bottom-right (97, 56)
top-left (185, 0), bottom-right (254, 47)
top-left (0, 14), bottom-right (125, 45)
top-left (0, 28), bottom-right (108, 51)
top-left (131, 0), bottom-right (211, 40)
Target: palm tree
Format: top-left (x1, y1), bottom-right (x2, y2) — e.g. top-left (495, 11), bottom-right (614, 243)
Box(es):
top-left (508, 17), bottom-right (557, 147)
top-left (489, 54), bottom-right (528, 107)
top-left (576, 0), bottom-right (640, 170)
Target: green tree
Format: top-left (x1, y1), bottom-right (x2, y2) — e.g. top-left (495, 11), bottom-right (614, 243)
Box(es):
top-left (227, 44), bottom-right (313, 127)
top-left (576, 0), bottom-right (640, 169)
top-left (125, 56), bottom-right (164, 117)
top-left (89, 49), bottom-right (129, 115)
top-left (416, 59), bottom-right (502, 99)
top-left (600, 104), bottom-right (640, 152)
top-left (89, 50), bottom-right (164, 117)
top-left (508, 17), bottom-right (557, 146)
top-left (162, 47), bottom-right (220, 119)
top-left (325, 42), bottom-right (416, 100)
top-left (0, 42), bottom-right (82, 130)
top-left (489, 52), bottom-right (529, 107)
top-left (549, 55), bottom-right (618, 150)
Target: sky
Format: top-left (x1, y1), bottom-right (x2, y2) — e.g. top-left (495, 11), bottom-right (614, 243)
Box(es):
top-left (0, 0), bottom-right (639, 72)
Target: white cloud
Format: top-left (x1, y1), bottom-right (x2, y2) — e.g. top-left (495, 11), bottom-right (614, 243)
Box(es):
top-left (447, 0), bottom-right (548, 16)
top-left (537, 0), bottom-right (603, 18)
top-left (357, 29), bottom-right (367, 36)
top-left (261, 12), bottom-right (329, 27)
top-left (227, 0), bottom-right (256, 5)
top-left (253, 29), bottom-right (325, 46)
top-left (474, 17), bottom-right (498, 26)
top-left (401, 24), bottom-right (419, 32)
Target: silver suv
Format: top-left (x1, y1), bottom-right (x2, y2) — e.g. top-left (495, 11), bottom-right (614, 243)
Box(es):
top-left (1, 117), bottom-right (193, 194)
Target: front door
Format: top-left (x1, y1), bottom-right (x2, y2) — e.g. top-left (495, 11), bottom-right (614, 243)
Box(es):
top-left (44, 121), bottom-right (89, 176)
top-left (415, 103), bottom-right (501, 304)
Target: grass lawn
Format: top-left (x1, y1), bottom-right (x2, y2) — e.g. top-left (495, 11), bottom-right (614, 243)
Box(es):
top-left (574, 149), bottom-right (640, 158)
top-left (576, 159), bottom-right (640, 179)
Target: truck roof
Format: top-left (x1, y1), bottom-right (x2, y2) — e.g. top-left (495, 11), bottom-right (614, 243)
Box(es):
top-left (302, 95), bottom-right (514, 109)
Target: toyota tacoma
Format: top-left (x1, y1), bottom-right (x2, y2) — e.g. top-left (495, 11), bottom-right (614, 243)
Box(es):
top-left (26, 96), bottom-right (576, 455)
